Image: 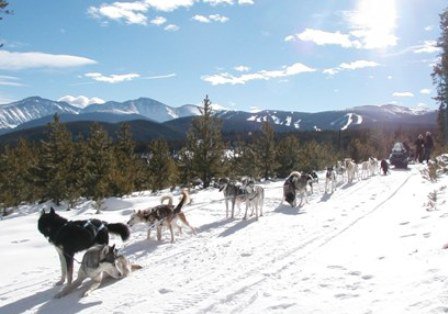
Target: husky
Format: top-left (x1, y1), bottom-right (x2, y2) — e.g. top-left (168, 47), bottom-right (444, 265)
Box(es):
top-left (218, 178), bottom-right (248, 218)
top-left (282, 171), bottom-right (310, 207)
top-left (380, 159), bottom-right (389, 175)
top-left (344, 158), bottom-right (359, 183)
top-left (38, 208), bottom-right (130, 286)
top-left (360, 161), bottom-right (370, 179)
top-left (243, 182), bottom-right (264, 220)
top-left (325, 167), bottom-right (337, 194)
top-left (127, 190), bottom-right (195, 243)
top-left (55, 244), bottom-right (142, 298)
top-left (369, 157), bottom-right (379, 176)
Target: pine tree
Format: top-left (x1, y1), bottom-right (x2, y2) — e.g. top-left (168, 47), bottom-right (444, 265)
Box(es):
top-left (254, 121), bottom-right (278, 180)
top-left (276, 135), bottom-right (301, 177)
top-left (84, 123), bottom-right (113, 211)
top-left (109, 123), bottom-right (137, 196)
top-left (186, 95), bottom-right (224, 188)
top-left (147, 139), bottom-right (178, 192)
top-left (432, 6), bottom-right (448, 146)
top-left (231, 140), bottom-right (260, 179)
top-left (35, 114), bottom-right (74, 205)
top-left (0, 140), bottom-right (37, 213)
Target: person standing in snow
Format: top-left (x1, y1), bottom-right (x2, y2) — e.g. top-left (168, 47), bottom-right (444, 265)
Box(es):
top-left (424, 131), bottom-right (434, 163)
top-left (414, 134), bottom-right (425, 163)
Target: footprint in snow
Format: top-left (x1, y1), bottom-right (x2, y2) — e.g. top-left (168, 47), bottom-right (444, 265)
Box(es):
top-left (159, 288), bottom-right (172, 294)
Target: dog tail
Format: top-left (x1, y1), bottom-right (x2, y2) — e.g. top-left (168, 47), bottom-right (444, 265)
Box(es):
top-left (174, 190), bottom-right (189, 214)
top-left (131, 264), bottom-right (143, 271)
top-left (106, 223), bottom-right (130, 241)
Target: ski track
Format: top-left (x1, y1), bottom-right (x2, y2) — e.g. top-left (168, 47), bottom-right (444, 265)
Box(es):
top-left (95, 171), bottom-right (414, 314)
top-left (1, 168), bottom-right (437, 314)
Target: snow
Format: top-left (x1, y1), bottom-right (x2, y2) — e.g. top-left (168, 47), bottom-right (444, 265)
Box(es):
top-left (1, 163), bottom-right (448, 313)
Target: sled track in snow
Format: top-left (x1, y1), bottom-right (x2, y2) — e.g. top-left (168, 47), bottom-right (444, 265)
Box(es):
top-left (111, 172), bottom-right (415, 314)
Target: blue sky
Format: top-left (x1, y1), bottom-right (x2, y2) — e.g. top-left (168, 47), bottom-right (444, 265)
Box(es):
top-left (0, 0), bottom-right (446, 112)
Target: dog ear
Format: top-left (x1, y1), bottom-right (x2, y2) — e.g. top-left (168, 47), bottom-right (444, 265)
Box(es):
top-left (49, 207), bottom-right (55, 214)
top-left (101, 245), bottom-right (110, 258)
top-left (41, 208), bottom-right (46, 215)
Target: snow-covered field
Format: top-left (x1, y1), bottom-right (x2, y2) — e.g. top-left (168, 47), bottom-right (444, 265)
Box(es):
top-left (1, 163), bottom-right (448, 314)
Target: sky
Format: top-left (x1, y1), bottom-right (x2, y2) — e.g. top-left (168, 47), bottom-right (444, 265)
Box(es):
top-left (0, 0), bottom-right (446, 112)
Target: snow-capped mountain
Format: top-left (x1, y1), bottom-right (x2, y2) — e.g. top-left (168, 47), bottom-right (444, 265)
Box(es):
top-left (0, 97), bottom-right (79, 129)
top-left (0, 97), bottom-right (201, 132)
top-left (0, 97), bottom-right (436, 136)
top-left (82, 98), bottom-right (200, 122)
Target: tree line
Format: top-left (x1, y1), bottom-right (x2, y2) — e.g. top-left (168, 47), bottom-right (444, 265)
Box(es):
top-left (0, 95), bottom-right (438, 215)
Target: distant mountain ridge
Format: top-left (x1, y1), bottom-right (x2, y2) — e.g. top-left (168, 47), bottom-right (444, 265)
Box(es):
top-left (0, 97), bottom-right (437, 140)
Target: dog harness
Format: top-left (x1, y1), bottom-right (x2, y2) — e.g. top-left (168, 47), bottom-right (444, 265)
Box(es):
top-left (83, 220), bottom-right (106, 238)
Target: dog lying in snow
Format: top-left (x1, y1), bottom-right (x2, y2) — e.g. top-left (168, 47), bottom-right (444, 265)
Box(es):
top-left (55, 244), bottom-right (141, 298)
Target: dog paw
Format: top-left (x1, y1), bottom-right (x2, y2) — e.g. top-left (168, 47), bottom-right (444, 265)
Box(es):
top-left (55, 280), bottom-right (64, 286)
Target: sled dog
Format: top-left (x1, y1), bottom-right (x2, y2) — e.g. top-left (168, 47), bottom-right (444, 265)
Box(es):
top-left (243, 182), bottom-right (264, 220)
top-left (55, 244), bottom-right (142, 298)
top-left (325, 167), bottom-right (337, 194)
top-left (283, 171), bottom-right (310, 207)
top-left (380, 159), bottom-right (389, 175)
top-left (127, 190), bottom-right (195, 243)
top-left (218, 178), bottom-right (248, 218)
top-left (344, 158), bottom-right (359, 183)
top-left (38, 208), bottom-right (130, 286)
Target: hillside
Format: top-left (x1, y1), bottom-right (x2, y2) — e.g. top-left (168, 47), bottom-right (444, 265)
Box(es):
top-left (1, 162), bottom-right (447, 313)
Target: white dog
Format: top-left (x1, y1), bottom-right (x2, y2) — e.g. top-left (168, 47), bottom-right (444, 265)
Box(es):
top-left (325, 167), bottom-right (337, 194)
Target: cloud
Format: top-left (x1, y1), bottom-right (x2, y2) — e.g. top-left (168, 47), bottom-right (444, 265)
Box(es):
top-left (0, 50), bottom-right (96, 70)
top-left (0, 75), bottom-right (24, 87)
top-left (142, 73), bottom-right (177, 79)
top-left (150, 16), bottom-right (167, 26)
top-left (413, 40), bottom-right (441, 54)
top-left (234, 65), bottom-right (250, 72)
top-left (88, 0), bottom-right (196, 25)
top-left (392, 92), bottom-right (414, 97)
top-left (85, 72), bottom-right (140, 83)
top-left (58, 95), bottom-right (105, 108)
top-left (238, 0), bottom-right (254, 5)
top-left (286, 29), bottom-right (361, 48)
top-left (88, 1), bottom-right (149, 25)
top-left (203, 0), bottom-right (233, 5)
top-left (323, 60), bottom-right (379, 75)
top-left (424, 25), bottom-right (434, 31)
top-left (192, 14), bottom-right (229, 23)
top-left (164, 24), bottom-right (180, 31)
top-left (202, 62), bottom-right (315, 85)
top-left (420, 88), bottom-right (431, 95)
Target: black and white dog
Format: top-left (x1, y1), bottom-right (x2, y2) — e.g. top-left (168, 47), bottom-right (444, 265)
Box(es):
top-left (38, 208), bottom-right (130, 286)
top-left (282, 171), bottom-right (311, 207)
top-left (55, 244), bottom-right (141, 298)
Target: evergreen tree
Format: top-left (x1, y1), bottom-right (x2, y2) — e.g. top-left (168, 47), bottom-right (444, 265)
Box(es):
top-left (186, 95), bottom-right (224, 188)
top-left (109, 123), bottom-right (137, 196)
top-left (147, 139), bottom-right (178, 192)
top-left (84, 123), bottom-right (113, 211)
top-left (432, 6), bottom-right (448, 146)
top-left (36, 114), bottom-right (74, 205)
top-left (231, 140), bottom-right (260, 179)
top-left (0, 140), bottom-right (37, 213)
top-left (254, 121), bottom-right (278, 180)
top-left (276, 135), bottom-right (301, 177)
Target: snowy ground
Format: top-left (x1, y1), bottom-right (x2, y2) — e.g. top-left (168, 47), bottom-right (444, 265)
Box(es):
top-left (1, 162), bottom-right (448, 314)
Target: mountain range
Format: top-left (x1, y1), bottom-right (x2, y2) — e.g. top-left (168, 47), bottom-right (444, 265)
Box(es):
top-left (0, 96), bottom-right (437, 144)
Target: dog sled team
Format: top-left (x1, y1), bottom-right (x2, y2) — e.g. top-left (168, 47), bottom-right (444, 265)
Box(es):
top-left (37, 155), bottom-right (395, 298)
